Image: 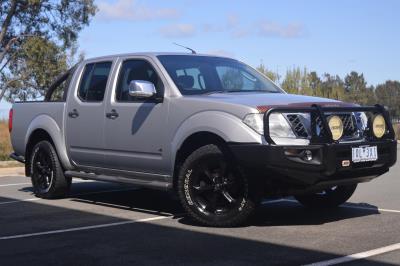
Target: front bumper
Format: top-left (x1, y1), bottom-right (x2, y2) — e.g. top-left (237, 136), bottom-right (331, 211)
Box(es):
top-left (229, 139), bottom-right (397, 186)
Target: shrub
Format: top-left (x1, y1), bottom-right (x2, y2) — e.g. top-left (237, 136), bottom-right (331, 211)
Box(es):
top-left (0, 120), bottom-right (12, 161)
top-left (394, 123), bottom-right (400, 140)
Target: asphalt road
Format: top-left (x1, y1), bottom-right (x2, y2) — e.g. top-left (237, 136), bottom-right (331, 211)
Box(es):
top-left (0, 149), bottom-right (399, 266)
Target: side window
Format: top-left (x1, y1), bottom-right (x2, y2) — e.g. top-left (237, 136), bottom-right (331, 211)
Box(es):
top-left (78, 62), bottom-right (112, 102)
top-left (116, 59), bottom-right (163, 102)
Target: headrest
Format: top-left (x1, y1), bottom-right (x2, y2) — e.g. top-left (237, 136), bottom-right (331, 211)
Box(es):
top-left (177, 75), bottom-right (194, 89)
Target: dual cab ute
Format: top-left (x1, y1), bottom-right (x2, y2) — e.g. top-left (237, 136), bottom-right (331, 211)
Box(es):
top-left (9, 53), bottom-right (397, 226)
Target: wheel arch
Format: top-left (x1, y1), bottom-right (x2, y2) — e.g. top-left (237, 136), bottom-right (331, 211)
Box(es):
top-left (25, 115), bottom-right (72, 176)
top-left (170, 111), bottom-right (262, 175)
top-left (172, 131), bottom-right (228, 191)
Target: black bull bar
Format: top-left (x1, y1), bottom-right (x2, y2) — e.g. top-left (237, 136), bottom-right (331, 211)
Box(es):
top-left (263, 104), bottom-right (396, 144)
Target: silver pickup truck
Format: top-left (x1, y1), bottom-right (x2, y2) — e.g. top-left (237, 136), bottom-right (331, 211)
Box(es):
top-left (9, 53), bottom-right (397, 226)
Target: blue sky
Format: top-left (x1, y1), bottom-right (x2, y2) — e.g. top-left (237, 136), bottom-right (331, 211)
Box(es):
top-left (1, 0), bottom-right (399, 117)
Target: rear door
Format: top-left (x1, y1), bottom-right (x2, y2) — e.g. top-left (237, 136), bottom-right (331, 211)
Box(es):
top-left (66, 60), bottom-right (114, 168)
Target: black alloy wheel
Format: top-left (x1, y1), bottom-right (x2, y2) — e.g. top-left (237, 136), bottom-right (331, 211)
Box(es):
top-left (32, 146), bottom-right (54, 194)
top-left (189, 155), bottom-right (245, 216)
top-left (30, 141), bottom-right (71, 199)
top-left (178, 144), bottom-right (258, 227)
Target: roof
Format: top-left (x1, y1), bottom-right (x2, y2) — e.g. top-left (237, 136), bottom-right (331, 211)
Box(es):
top-left (85, 52), bottom-right (233, 62)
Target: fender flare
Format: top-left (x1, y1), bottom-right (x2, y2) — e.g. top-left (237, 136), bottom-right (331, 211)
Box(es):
top-left (25, 115), bottom-right (72, 169)
top-left (170, 111), bottom-right (262, 170)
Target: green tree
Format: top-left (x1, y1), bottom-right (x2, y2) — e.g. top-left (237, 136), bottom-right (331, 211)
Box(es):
top-left (0, 0), bottom-right (96, 101)
top-left (281, 67), bottom-right (312, 95)
top-left (319, 73), bottom-right (345, 100)
top-left (256, 63), bottom-right (280, 83)
top-left (4, 37), bottom-right (68, 101)
top-left (375, 80), bottom-right (400, 119)
top-left (308, 71), bottom-right (321, 96)
top-left (344, 71), bottom-right (375, 105)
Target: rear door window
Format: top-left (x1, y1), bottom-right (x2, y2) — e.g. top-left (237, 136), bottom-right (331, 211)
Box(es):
top-left (78, 62), bottom-right (112, 102)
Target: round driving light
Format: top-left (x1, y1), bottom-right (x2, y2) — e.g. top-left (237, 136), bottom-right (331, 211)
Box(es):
top-left (328, 115), bottom-right (344, 141)
top-left (372, 114), bottom-right (386, 138)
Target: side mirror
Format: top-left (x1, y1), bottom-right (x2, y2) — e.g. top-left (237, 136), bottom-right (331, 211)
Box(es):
top-left (128, 80), bottom-right (156, 98)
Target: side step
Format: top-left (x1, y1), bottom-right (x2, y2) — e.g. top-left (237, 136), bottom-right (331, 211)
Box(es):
top-left (9, 153), bottom-right (25, 163)
top-left (64, 170), bottom-right (172, 191)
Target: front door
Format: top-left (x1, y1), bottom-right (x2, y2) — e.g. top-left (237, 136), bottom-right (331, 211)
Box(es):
top-left (103, 57), bottom-right (168, 174)
top-left (66, 61), bottom-right (113, 168)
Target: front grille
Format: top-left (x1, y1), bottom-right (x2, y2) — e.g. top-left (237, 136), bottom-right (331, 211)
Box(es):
top-left (287, 114), bottom-right (308, 138)
top-left (286, 113), bottom-right (359, 140)
top-left (337, 114), bottom-right (357, 137)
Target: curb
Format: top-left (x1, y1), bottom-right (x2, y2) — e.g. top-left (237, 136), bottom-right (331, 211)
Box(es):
top-left (0, 160), bottom-right (23, 166)
top-left (0, 166), bottom-right (25, 176)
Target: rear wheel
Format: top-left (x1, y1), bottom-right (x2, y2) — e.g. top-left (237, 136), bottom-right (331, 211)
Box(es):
top-left (294, 184), bottom-right (357, 208)
top-left (30, 141), bottom-right (71, 199)
top-left (177, 144), bottom-right (259, 227)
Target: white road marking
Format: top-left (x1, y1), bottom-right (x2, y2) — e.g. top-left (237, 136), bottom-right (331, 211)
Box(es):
top-left (263, 199), bottom-right (400, 214)
top-left (0, 187), bottom-right (137, 206)
top-left (304, 243), bottom-right (400, 266)
top-left (0, 198), bottom-right (41, 205)
top-left (344, 205), bottom-right (400, 214)
top-left (73, 179), bottom-right (98, 183)
top-left (0, 216), bottom-right (170, 240)
top-left (0, 182), bottom-right (31, 187)
top-left (0, 179), bottom-right (96, 188)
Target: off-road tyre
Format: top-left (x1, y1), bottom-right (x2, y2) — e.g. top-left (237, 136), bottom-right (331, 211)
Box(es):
top-left (30, 140), bottom-right (71, 199)
top-left (177, 144), bottom-right (259, 227)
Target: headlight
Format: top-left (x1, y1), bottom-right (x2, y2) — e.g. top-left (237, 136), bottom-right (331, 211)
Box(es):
top-left (372, 114), bottom-right (386, 138)
top-left (243, 113), bottom-right (264, 135)
top-left (269, 113), bottom-right (296, 138)
top-left (243, 113), bottom-right (309, 145)
top-left (327, 115), bottom-right (344, 141)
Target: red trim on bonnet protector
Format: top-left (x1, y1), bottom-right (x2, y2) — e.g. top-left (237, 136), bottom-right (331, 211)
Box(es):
top-left (256, 101), bottom-right (357, 113)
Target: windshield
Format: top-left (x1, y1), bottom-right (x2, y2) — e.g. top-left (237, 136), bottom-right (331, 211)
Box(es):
top-left (157, 55), bottom-right (282, 95)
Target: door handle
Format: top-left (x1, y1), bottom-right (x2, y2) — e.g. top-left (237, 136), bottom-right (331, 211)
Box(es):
top-left (106, 109), bottom-right (119, 119)
top-left (68, 109), bottom-right (79, 118)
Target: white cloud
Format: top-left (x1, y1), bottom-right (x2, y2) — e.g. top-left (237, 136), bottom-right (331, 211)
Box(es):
top-left (159, 24), bottom-right (196, 38)
top-left (202, 14), bottom-right (240, 34)
top-left (97, 0), bottom-right (180, 21)
top-left (226, 14), bottom-right (239, 29)
top-left (231, 28), bottom-right (251, 39)
top-left (258, 21), bottom-right (304, 38)
top-left (203, 14), bottom-right (303, 39)
top-left (202, 24), bottom-right (224, 33)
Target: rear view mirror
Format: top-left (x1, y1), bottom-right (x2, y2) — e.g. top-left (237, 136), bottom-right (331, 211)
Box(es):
top-left (128, 80), bottom-right (156, 98)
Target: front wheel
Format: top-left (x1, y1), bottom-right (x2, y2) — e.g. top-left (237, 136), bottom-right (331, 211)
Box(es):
top-left (177, 144), bottom-right (259, 227)
top-left (30, 140), bottom-right (71, 199)
top-left (294, 184), bottom-right (357, 208)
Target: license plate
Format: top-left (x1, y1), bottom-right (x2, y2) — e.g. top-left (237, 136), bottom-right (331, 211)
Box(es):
top-left (351, 146), bottom-right (378, 163)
